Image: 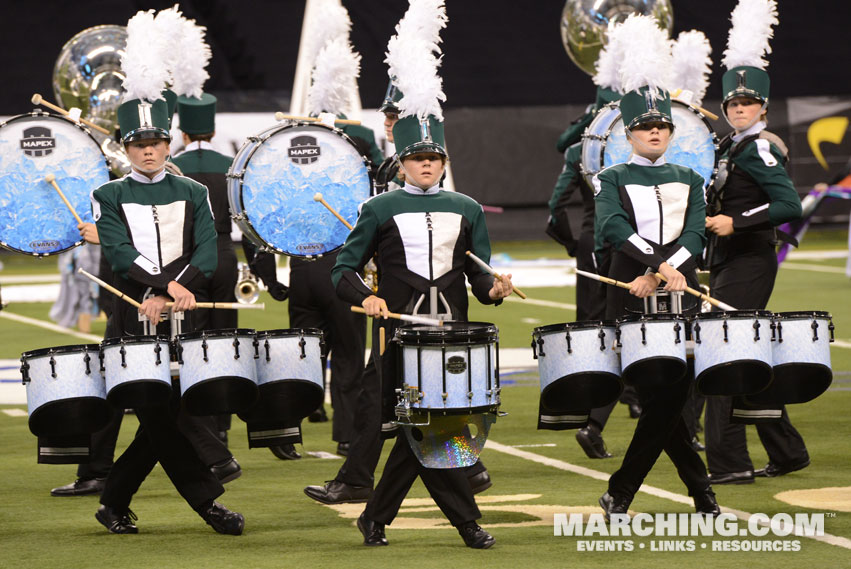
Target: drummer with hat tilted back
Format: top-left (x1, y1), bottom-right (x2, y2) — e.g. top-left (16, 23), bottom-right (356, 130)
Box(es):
top-left (591, 15), bottom-right (718, 520)
top-left (89, 10), bottom-right (243, 536)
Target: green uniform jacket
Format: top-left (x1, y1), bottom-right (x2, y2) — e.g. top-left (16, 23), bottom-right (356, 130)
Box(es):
top-left (172, 144), bottom-right (234, 234)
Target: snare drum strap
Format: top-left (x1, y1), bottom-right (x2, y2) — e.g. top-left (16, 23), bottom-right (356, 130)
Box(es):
top-left (37, 434), bottom-right (91, 464)
top-left (729, 395), bottom-right (782, 425)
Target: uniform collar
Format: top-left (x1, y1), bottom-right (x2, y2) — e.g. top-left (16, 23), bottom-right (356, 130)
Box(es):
top-left (403, 182), bottom-right (440, 195)
top-left (129, 169), bottom-right (167, 184)
top-left (628, 154), bottom-right (667, 167)
top-left (180, 140), bottom-right (215, 154)
top-left (732, 120), bottom-right (766, 142)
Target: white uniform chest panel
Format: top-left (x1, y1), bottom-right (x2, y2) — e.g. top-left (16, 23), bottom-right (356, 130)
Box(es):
top-left (122, 201), bottom-right (187, 267)
top-left (624, 182), bottom-right (689, 245)
top-left (394, 211), bottom-right (462, 280)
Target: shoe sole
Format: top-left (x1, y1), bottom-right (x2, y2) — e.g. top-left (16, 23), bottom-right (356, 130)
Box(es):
top-left (576, 433), bottom-right (612, 459)
top-left (51, 488), bottom-right (102, 497)
top-left (303, 487), bottom-right (371, 505)
top-left (471, 480), bottom-right (493, 495)
top-left (710, 478), bottom-right (755, 485)
top-left (217, 469), bottom-right (242, 485)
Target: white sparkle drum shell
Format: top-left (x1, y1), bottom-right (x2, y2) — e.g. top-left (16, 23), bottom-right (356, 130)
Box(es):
top-left (101, 336), bottom-right (171, 408)
top-left (240, 329), bottom-right (325, 421)
top-left (581, 101), bottom-right (718, 189)
top-left (748, 311), bottom-right (834, 405)
top-left (532, 321), bottom-right (622, 410)
top-left (617, 314), bottom-right (688, 388)
top-left (176, 329), bottom-right (259, 415)
top-left (692, 311), bottom-right (774, 396)
top-left (228, 122), bottom-right (371, 258)
top-left (0, 112), bottom-right (109, 256)
top-left (20, 344), bottom-right (109, 437)
top-left (396, 322), bottom-right (500, 415)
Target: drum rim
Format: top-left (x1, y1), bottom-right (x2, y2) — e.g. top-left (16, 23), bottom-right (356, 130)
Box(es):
top-left (256, 327), bottom-right (324, 338)
top-left (773, 310), bottom-right (831, 320)
top-left (694, 310), bottom-right (773, 320)
top-left (227, 121), bottom-right (373, 258)
top-left (101, 334), bottom-right (170, 347)
top-left (22, 344), bottom-right (102, 358)
top-left (617, 313), bottom-right (686, 324)
top-left (533, 320), bottom-right (617, 334)
top-left (176, 328), bottom-right (257, 341)
top-left (396, 321), bottom-right (498, 343)
top-left (0, 110), bottom-right (109, 257)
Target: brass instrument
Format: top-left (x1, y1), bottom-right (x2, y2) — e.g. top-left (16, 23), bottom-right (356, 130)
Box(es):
top-left (235, 262), bottom-right (260, 305)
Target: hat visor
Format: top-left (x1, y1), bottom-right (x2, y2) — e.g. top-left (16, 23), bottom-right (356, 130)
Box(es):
top-left (398, 141), bottom-right (448, 159)
top-left (723, 88), bottom-right (767, 107)
top-left (626, 112), bottom-right (674, 131)
top-left (123, 128), bottom-right (171, 144)
top-left (378, 101), bottom-right (400, 113)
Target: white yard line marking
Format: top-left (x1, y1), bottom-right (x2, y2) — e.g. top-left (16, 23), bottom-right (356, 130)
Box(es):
top-left (2, 409), bottom-right (27, 417)
top-left (0, 311), bottom-right (102, 343)
top-left (502, 296), bottom-right (577, 311)
top-left (780, 262), bottom-right (846, 274)
top-left (486, 440), bottom-right (851, 550)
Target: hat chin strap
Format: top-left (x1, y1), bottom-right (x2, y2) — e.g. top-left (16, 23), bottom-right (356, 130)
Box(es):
top-left (723, 100), bottom-right (768, 132)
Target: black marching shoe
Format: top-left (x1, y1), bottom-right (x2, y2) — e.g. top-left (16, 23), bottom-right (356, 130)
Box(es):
top-left (51, 477), bottom-right (106, 497)
top-left (269, 443), bottom-right (302, 460)
top-left (468, 470), bottom-right (493, 495)
top-left (576, 426), bottom-right (612, 459)
top-left (304, 480), bottom-right (373, 504)
top-left (707, 470), bottom-right (754, 485)
top-left (458, 522), bottom-right (495, 549)
top-left (198, 501), bottom-right (244, 535)
top-left (599, 492), bottom-right (630, 522)
top-left (628, 403), bottom-right (642, 419)
top-left (336, 442), bottom-right (350, 457)
top-left (691, 437), bottom-right (706, 452)
top-left (358, 513), bottom-right (388, 546)
top-left (95, 505), bottom-right (138, 534)
top-left (754, 459), bottom-right (810, 478)
top-left (693, 490), bottom-right (721, 515)
top-left (308, 407), bottom-right (329, 423)
top-left (210, 457), bottom-right (242, 484)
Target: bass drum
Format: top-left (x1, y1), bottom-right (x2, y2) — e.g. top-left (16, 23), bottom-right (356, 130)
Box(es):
top-left (581, 100), bottom-right (718, 189)
top-left (227, 121), bottom-right (371, 258)
top-left (0, 111), bottom-right (109, 256)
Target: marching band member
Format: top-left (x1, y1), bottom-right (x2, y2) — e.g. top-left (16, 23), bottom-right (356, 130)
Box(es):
top-left (592, 15), bottom-right (718, 519)
top-left (703, 0), bottom-right (808, 485)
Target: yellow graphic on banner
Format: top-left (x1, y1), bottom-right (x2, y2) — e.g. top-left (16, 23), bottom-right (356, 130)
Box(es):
top-left (807, 116), bottom-right (848, 170)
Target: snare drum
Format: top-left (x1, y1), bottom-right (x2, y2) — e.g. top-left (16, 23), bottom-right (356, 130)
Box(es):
top-left (100, 336), bottom-right (171, 408)
top-left (20, 344), bottom-right (109, 437)
top-left (396, 322), bottom-right (500, 415)
top-left (617, 314), bottom-right (688, 387)
top-left (581, 100), bottom-right (718, 189)
top-left (0, 111), bottom-right (109, 256)
top-left (532, 321), bottom-right (621, 410)
top-left (175, 329), bottom-right (259, 415)
top-left (227, 122), bottom-right (371, 258)
top-left (748, 311), bottom-right (834, 405)
top-left (692, 311), bottom-right (774, 396)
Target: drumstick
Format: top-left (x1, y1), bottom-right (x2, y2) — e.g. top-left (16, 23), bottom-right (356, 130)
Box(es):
top-left (44, 174), bottom-right (83, 225)
top-left (669, 89), bottom-right (719, 121)
top-left (653, 273), bottom-right (737, 311)
top-left (313, 193), bottom-right (354, 230)
top-left (575, 268), bottom-right (633, 290)
top-left (379, 326), bottom-right (386, 356)
top-left (31, 93), bottom-right (112, 135)
top-left (274, 112), bottom-right (361, 126)
top-left (78, 269), bottom-right (265, 310)
top-left (350, 306), bottom-right (443, 327)
top-left (464, 250), bottom-right (527, 299)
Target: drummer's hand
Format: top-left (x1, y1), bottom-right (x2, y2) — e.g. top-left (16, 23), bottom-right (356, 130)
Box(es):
top-left (77, 222), bottom-right (99, 244)
top-left (628, 274), bottom-right (660, 298)
top-left (489, 273), bottom-right (514, 300)
top-left (139, 295), bottom-right (169, 325)
top-left (705, 214), bottom-right (734, 236)
top-left (657, 262), bottom-right (687, 292)
top-left (167, 281), bottom-right (197, 312)
top-left (362, 295), bottom-right (389, 319)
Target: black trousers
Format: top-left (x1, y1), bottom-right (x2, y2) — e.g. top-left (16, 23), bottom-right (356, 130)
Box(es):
top-left (195, 233), bottom-right (239, 331)
top-left (289, 254), bottom-right (366, 443)
top-left (574, 233), bottom-right (608, 322)
top-left (77, 405), bottom-right (123, 479)
top-left (608, 370), bottom-right (710, 501)
top-left (705, 246), bottom-right (809, 474)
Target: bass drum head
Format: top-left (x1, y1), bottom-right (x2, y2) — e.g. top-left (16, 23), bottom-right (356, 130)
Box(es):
top-left (0, 112), bottom-right (109, 256)
top-left (229, 122), bottom-right (371, 258)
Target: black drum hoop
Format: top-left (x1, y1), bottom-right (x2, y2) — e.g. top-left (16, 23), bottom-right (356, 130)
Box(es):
top-left (256, 327), bottom-right (324, 339)
top-left (396, 321), bottom-right (498, 346)
top-left (694, 310), bottom-right (772, 321)
top-left (22, 344), bottom-right (101, 359)
top-left (176, 328), bottom-right (257, 342)
top-left (101, 335), bottom-right (170, 347)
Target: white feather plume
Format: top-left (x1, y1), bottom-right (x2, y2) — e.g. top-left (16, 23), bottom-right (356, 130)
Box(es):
top-left (385, 0), bottom-right (448, 121)
top-left (154, 5), bottom-right (185, 88)
top-left (168, 11), bottom-right (212, 98)
top-left (723, 0), bottom-right (778, 70)
top-left (671, 31), bottom-right (712, 104)
top-left (303, 0), bottom-right (352, 73)
top-left (121, 10), bottom-right (169, 102)
top-left (593, 22), bottom-right (625, 92)
top-left (307, 37), bottom-right (361, 115)
top-left (615, 14), bottom-right (673, 96)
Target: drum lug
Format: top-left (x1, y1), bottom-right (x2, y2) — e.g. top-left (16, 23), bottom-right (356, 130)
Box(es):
top-left (119, 341), bottom-right (127, 368)
top-left (231, 212), bottom-right (247, 222)
top-left (19, 357), bottom-right (30, 384)
top-left (98, 349), bottom-right (105, 373)
top-left (598, 327), bottom-right (606, 351)
top-left (776, 321), bottom-right (783, 343)
top-left (232, 336), bottom-right (241, 360)
top-left (694, 321), bottom-right (701, 344)
top-left (674, 322), bottom-right (682, 344)
top-left (722, 319), bottom-right (729, 343)
top-left (811, 320), bottom-right (819, 342)
top-left (770, 320), bottom-right (776, 342)
top-left (154, 340), bottom-right (162, 365)
top-left (829, 319), bottom-right (835, 342)
top-left (615, 327), bottom-right (622, 348)
top-left (753, 320), bottom-right (761, 342)
top-left (83, 349), bottom-right (92, 375)
top-left (565, 330), bottom-right (573, 354)
top-left (252, 337), bottom-right (260, 359)
top-left (536, 336), bottom-right (546, 357)
top-left (176, 341), bottom-right (184, 365)
top-left (264, 339), bottom-right (271, 362)
top-left (299, 336), bottom-right (307, 359)
top-left (640, 322), bottom-right (647, 345)
top-left (530, 337), bottom-right (538, 360)
top-left (202, 338), bottom-right (209, 362)
top-left (49, 354), bottom-right (57, 378)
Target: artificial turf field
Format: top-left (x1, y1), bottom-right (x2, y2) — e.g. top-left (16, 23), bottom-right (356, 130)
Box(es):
top-left (1, 237), bottom-right (850, 568)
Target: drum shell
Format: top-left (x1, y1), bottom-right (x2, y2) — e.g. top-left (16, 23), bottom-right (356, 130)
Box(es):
top-left (397, 322), bottom-right (500, 414)
top-left (21, 344), bottom-right (109, 437)
top-left (176, 329), bottom-right (258, 415)
top-left (533, 321), bottom-right (621, 410)
top-left (692, 311), bottom-right (773, 396)
top-left (617, 315), bottom-right (687, 387)
top-left (101, 336), bottom-right (172, 408)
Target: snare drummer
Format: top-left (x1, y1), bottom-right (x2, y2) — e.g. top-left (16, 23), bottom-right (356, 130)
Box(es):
top-left (593, 36), bottom-right (718, 516)
top-left (90, 95), bottom-right (243, 535)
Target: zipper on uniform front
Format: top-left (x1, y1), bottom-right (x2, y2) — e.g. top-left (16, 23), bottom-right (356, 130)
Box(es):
top-left (151, 205), bottom-right (164, 267)
top-left (426, 212), bottom-right (434, 281)
top-left (654, 185), bottom-right (663, 244)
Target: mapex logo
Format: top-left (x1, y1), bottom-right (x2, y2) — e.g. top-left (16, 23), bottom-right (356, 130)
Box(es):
top-left (288, 135), bottom-right (320, 165)
top-left (20, 126), bottom-right (56, 157)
